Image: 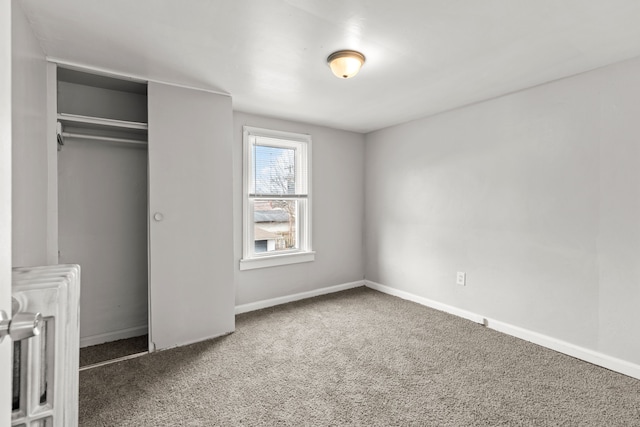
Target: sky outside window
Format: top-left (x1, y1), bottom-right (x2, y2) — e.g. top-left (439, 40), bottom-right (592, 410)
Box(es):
top-left (254, 145), bottom-right (295, 195)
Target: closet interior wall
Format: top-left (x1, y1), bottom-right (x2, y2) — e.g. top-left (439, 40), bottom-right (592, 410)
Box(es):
top-left (56, 68), bottom-right (149, 348)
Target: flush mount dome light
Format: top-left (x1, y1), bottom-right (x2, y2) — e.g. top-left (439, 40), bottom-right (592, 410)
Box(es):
top-left (327, 50), bottom-right (366, 79)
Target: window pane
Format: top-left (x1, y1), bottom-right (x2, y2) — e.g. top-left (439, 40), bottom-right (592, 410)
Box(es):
top-left (254, 145), bottom-right (295, 195)
top-left (254, 199), bottom-right (298, 253)
top-left (31, 417), bottom-right (54, 427)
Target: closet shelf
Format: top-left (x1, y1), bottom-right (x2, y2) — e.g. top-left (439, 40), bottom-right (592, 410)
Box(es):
top-left (57, 113), bottom-right (148, 130)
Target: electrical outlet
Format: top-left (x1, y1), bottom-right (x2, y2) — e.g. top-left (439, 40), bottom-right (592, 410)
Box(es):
top-left (456, 272), bottom-right (466, 286)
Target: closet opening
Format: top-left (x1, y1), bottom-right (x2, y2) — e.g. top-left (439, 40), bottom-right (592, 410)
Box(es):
top-left (55, 67), bottom-right (150, 368)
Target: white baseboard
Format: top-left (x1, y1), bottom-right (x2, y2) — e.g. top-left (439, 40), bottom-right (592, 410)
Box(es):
top-left (80, 325), bottom-right (148, 348)
top-left (365, 280), bottom-right (486, 325)
top-left (365, 280), bottom-right (640, 381)
top-left (235, 280), bottom-right (365, 315)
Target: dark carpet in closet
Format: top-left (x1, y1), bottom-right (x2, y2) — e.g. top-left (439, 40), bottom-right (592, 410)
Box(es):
top-left (79, 335), bottom-right (148, 368)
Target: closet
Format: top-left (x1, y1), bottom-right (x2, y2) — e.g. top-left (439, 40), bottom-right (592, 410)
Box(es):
top-left (49, 64), bottom-right (235, 360)
top-left (56, 68), bottom-right (149, 353)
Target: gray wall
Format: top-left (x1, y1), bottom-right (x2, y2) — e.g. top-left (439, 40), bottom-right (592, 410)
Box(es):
top-left (12, 1), bottom-right (48, 267)
top-left (365, 56), bottom-right (640, 365)
top-left (57, 81), bottom-right (147, 123)
top-left (233, 112), bottom-right (365, 305)
top-left (58, 139), bottom-right (148, 345)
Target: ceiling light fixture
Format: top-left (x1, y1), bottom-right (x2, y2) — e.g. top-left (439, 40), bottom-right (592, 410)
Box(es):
top-left (327, 50), bottom-right (366, 79)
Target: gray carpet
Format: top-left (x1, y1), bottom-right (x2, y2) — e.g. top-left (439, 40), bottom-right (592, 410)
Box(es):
top-left (79, 287), bottom-right (640, 426)
top-left (80, 335), bottom-right (148, 367)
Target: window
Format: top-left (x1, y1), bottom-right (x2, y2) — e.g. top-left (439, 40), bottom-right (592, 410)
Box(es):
top-left (240, 126), bottom-right (314, 270)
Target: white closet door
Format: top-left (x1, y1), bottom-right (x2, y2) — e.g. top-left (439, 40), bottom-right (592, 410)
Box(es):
top-left (0, 0), bottom-right (11, 419)
top-left (148, 82), bottom-right (234, 351)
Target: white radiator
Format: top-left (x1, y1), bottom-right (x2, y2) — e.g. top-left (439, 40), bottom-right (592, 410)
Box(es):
top-left (11, 265), bottom-right (80, 427)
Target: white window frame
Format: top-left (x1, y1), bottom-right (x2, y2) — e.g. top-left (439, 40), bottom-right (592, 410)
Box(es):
top-left (240, 126), bottom-right (314, 270)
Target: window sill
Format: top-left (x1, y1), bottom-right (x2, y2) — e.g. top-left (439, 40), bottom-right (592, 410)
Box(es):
top-left (239, 251), bottom-right (315, 271)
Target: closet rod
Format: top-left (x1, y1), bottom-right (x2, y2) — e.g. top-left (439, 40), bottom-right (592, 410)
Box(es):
top-left (57, 113), bottom-right (148, 130)
top-left (62, 132), bottom-right (148, 146)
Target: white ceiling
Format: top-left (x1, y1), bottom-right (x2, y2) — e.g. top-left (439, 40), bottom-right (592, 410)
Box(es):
top-left (18, 0), bottom-right (640, 133)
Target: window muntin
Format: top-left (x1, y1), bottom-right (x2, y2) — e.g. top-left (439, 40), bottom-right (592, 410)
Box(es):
top-left (242, 127), bottom-right (313, 269)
